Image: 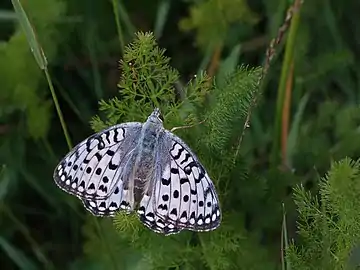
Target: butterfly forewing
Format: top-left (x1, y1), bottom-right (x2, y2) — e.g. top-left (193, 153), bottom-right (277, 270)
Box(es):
top-left (54, 122), bottom-right (142, 200)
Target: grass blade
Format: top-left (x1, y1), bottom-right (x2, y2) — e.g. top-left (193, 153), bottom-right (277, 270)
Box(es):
top-left (154, 0), bottom-right (171, 39)
top-left (286, 92), bottom-right (310, 168)
top-left (216, 44), bottom-right (242, 86)
top-left (281, 203), bottom-right (291, 270)
top-left (111, 0), bottom-right (125, 53)
top-left (11, 0), bottom-right (47, 69)
top-left (114, 0), bottom-right (136, 37)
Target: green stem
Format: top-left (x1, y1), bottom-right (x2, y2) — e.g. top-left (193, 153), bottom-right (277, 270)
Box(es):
top-left (111, 0), bottom-right (125, 54)
top-left (44, 67), bottom-right (73, 150)
top-left (271, 2), bottom-right (302, 165)
top-left (281, 203), bottom-right (291, 270)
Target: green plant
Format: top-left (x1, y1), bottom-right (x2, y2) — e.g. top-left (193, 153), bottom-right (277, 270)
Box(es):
top-left (287, 158), bottom-right (360, 270)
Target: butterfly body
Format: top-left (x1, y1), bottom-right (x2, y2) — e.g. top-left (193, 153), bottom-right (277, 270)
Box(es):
top-left (54, 108), bottom-right (221, 235)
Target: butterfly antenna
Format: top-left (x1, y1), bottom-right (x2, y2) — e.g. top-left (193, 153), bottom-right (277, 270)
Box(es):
top-left (170, 118), bottom-right (207, 133)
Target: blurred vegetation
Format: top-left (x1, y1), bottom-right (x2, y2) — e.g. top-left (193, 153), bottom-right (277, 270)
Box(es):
top-left (1, 0), bottom-right (360, 269)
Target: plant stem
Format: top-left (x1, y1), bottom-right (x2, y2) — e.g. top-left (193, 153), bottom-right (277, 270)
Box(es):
top-left (207, 44), bottom-right (223, 78)
top-left (111, 0), bottom-right (125, 54)
top-left (271, 0), bottom-right (302, 165)
top-left (281, 61), bottom-right (294, 168)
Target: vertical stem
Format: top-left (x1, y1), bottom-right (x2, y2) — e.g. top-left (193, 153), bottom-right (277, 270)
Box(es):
top-left (281, 203), bottom-right (291, 270)
top-left (111, 0), bottom-right (125, 54)
top-left (281, 61), bottom-right (294, 167)
top-left (207, 44), bottom-right (223, 78)
top-left (271, 0), bottom-right (303, 165)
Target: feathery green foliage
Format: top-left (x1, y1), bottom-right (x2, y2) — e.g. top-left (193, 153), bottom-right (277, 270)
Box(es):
top-left (90, 32), bottom-right (180, 129)
top-left (287, 158), bottom-right (360, 269)
top-left (205, 66), bottom-right (261, 152)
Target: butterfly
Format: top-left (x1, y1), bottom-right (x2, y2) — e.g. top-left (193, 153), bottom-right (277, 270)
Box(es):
top-left (53, 108), bottom-right (221, 235)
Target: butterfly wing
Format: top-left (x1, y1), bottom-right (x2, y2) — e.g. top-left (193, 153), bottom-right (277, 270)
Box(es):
top-left (81, 182), bottom-right (132, 216)
top-left (53, 122), bottom-right (142, 200)
top-left (137, 131), bottom-right (221, 235)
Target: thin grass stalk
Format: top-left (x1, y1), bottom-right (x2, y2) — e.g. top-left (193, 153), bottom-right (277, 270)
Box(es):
top-left (281, 61), bottom-right (294, 168)
top-left (271, 0), bottom-right (303, 165)
top-left (281, 203), bottom-right (291, 270)
top-left (154, 0), bottom-right (171, 39)
top-left (111, 0), bottom-right (125, 54)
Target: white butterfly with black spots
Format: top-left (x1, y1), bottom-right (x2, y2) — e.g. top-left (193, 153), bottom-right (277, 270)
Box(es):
top-left (54, 108), bottom-right (221, 235)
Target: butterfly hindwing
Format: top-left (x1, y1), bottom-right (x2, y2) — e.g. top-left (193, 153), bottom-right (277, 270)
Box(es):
top-left (54, 122), bottom-right (142, 200)
top-left (137, 131), bottom-right (221, 235)
top-left (82, 182), bottom-right (132, 216)
top-left (137, 193), bottom-right (182, 235)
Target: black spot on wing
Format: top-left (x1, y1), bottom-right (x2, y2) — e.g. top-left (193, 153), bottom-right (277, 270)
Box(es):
top-left (105, 130), bottom-right (111, 144)
top-left (95, 168), bottom-right (102, 175)
top-left (94, 152), bottom-right (102, 161)
top-left (180, 177), bottom-right (189, 185)
top-left (107, 149), bottom-right (115, 156)
top-left (161, 177), bottom-right (171, 186)
top-left (172, 145), bottom-right (184, 160)
top-left (180, 211), bottom-right (187, 219)
top-left (158, 204), bottom-right (168, 211)
top-left (99, 185), bottom-right (107, 193)
top-left (180, 152), bottom-right (191, 165)
top-left (109, 161), bottom-right (118, 170)
top-left (103, 176), bottom-right (109, 183)
top-left (170, 208), bottom-right (177, 216)
top-left (170, 167), bottom-right (179, 174)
